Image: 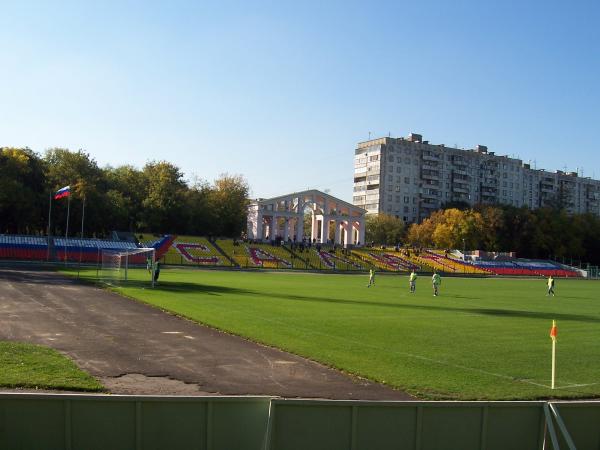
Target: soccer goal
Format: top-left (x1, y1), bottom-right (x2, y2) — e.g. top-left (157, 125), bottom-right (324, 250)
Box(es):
top-left (100, 247), bottom-right (156, 287)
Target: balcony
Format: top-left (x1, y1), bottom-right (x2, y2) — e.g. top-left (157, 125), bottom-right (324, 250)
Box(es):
top-left (452, 185), bottom-right (469, 194)
top-left (422, 154), bottom-right (440, 162)
top-left (452, 167), bottom-right (468, 176)
top-left (421, 171), bottom-right (440, 180)
top-left (481, 179), bottom-right (498, 187)
top-left (421, 191), bottom-right (439, 199)
top-left (421, 202), bottom-right (438, 209)
top-left (422, 163), bottom-right (439, 171)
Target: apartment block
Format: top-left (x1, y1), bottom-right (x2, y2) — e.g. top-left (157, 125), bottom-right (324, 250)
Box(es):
top-left (353, 133), bottom-right (600, 222)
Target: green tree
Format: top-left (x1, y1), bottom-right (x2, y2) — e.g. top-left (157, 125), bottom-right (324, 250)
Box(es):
top-left (208, 174), bottom-right (250, 237)
top-left (104, 165), bottom-right (148, 231)
top-left (184, 179), bottom-right (216, 236)
top-left (141, 161), bottom-right (188, 233)
top-left (0, 148), bottom-right (47, 234)
top-left (365, 213), bottom-right (405, 245)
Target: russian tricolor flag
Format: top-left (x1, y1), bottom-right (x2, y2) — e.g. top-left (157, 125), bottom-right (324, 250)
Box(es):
top-left (54, 186), bottom-right (71, 200)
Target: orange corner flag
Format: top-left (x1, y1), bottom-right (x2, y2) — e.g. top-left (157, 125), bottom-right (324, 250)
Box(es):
top-left (550, 320), bottom-right (557, 341)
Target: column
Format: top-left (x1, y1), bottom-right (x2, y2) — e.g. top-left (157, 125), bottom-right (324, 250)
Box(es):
top-left (320, 215), bottom-right (329, 244)
top-left (296, 199), bottom-right (304, 242)
top-left (311, 211), bottom-right (318, 242)
top-left (296, 215), bottom-right (304, 242)
top-left (270, 216), bottom-right (278, 240)
top-left (256, 212), bottom-right (263, 240)
top-left (358, 219), bottom-right (366, 246)
top-left (283, 218), bottom-right (289, 241)
top-left (334, 220), bottom-right (341, 245)
top-left (343, 221), bottom-right (351, 247)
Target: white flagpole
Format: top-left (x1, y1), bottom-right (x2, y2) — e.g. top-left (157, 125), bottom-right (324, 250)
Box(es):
top-left (78, 195), bottom-right (86, 277)
top-left (64, 194), bottom-right (71, 263)
top-left (47, 191), bottom-right (52, 261)
top-left (550, 320), bottom-right (557, 390)
top-left (551, 338), bottom-right (556, 390)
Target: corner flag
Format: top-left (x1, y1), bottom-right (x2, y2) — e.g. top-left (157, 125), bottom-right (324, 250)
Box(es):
top-left (550, 320), bottom-right (557, 341)
top-left (550, 320), bottom-right (557, 389)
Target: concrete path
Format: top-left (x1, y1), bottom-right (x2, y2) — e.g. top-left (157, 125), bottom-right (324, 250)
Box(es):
top-left (0, 268), bottom-right (412, 400)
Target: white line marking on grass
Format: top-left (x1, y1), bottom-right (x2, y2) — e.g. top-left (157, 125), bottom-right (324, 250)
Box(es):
top-left (161, 331), bottom-right (182, 334)
top-left (559, 382), bottom-right (600, 389)
top-left (231, 310), bottom-right (592, 390)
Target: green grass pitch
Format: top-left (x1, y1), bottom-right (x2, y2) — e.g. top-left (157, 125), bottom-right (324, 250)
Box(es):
top-left (0, 342), bottom-right (103, 391)
top-left (78, 268), bottom-right (600, 400)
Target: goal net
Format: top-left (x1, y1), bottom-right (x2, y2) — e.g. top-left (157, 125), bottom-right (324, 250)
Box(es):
top-left (100, 247), bottom-right (156, 287)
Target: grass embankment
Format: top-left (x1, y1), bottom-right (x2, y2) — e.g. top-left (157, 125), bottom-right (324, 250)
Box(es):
top-left (72, 268), bottom-right (600, 400)
top-left (0, 341), bottom-right (103, 391)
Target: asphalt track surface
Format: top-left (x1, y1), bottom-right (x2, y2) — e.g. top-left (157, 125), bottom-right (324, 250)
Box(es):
top-left (0, 268), bottom-right (412, 400)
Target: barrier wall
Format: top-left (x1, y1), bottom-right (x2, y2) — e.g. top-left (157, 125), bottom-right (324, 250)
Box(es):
top-left (0, 394), bottom-right (270, 450)
top-left (2, 394), bottom-right (599, 450)
top-left (266, 400), bottom-right (546, 450)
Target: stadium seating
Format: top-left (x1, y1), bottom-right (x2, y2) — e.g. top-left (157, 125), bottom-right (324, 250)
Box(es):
top-left (0, 232), bottom-right (584, 277)
top-left (217, 240), bottom-right (300, 269)
top-left (154, 235), bottom-right (229, 266)
top-left (54, 237), bottom-right (141, 263)
top-left (472, 260), bottom-right (581, 277)
top-left (297, 247), bottom-right (366, 271)
top-left (352, 249), bottom-right (420, 272)
top-left (0, 235), bottom-right (48, 261)
top-left (420, 250), bottom-right (490, 275)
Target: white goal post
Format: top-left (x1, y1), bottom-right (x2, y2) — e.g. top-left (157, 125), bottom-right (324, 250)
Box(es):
top-left (100, 247), bottom-right (156, 287)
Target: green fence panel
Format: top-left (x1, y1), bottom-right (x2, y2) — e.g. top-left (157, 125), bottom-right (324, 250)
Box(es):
top-left (0, 398), bottom-right (66, 450)
top-left (485, 404), bottom-right (545, 450)
top-left (550, 401), bottom-right (600, 450)
top-left (355, 404), bottom-right (417, 450)
top-left (211, 399), bottom-right (272, 450)
top-left (71, 399), bottom-right (136, 450)
top-left (0, 394), bottom-right (271, 450)
top-left (267, 400), bottom-right (547, 450)
top-left (269, 403), bottom-right (352, 450)
top-left (420, 405), bottom-right (484, 450)
top-left (141, 400), bottom-right (207, 450)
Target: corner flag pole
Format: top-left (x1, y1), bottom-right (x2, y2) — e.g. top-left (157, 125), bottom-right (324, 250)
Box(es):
top-left (550, 320), bottom-right (557, 389)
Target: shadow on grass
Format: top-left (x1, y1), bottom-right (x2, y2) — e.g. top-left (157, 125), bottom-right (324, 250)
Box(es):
top-left (127, 279), bottom-right (600, 325)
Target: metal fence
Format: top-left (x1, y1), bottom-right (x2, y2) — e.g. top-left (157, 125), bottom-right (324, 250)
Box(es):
top-left (1, 394), bottom-right (598, 450)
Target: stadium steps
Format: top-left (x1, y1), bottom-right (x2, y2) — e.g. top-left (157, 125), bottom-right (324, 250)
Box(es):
top-left (170, 236), bottom-right (230, 266)
top-left (279, 245), bottom-right (315, 270)
top-left (295, 247), bottom-right (364, 271)
top-left (351, 249), bottom-right (417, 272)
top-left (424, 250), bottom-right (490, 275)
top-left (217, 240), bottom-right (298, 269)
top-left (210, 240), bottom-right (238, 267)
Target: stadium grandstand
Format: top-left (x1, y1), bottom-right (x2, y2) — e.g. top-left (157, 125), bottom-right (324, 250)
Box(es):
top-left (0, 232), bottom-right (589, 277)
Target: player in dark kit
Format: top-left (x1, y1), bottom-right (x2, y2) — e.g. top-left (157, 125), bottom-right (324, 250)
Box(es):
top-left (153, 262), bottom-right (161, 283)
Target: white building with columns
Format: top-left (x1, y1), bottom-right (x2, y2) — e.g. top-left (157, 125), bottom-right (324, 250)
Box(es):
top-left (247, 190), bottom-right (366, 247)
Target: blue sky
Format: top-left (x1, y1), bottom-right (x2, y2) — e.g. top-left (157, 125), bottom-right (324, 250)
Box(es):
top-left (1, 0), bottom-right (598, 201)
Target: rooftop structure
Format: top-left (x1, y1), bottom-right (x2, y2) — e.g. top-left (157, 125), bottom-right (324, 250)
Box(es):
top-left (248, 190), bottom-right (366, 247)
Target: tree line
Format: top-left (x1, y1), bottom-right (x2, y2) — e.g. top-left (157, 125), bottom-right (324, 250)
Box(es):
top-left (366, 205), bottom-right (600, 265)
top-left (0, 147), bottom-right (249, 238)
